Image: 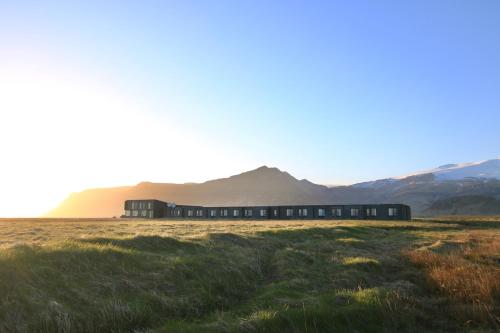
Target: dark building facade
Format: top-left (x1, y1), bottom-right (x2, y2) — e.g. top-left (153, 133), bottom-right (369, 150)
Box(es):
top-left (123, 200), bottom-right (411, 220)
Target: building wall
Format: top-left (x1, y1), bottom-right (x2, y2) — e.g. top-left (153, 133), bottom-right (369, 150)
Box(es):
top-left (124, 199), bottom-right (165, 218)
top-left (123, 200), bottom-right (411, 220)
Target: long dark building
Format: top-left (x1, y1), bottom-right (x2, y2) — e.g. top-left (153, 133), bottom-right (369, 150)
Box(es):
top-left (123, 200), bottom-right (411, 220)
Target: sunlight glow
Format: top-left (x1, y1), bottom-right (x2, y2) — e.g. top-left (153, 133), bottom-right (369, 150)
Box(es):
top-left (0, 65), bottom-right (252, 217)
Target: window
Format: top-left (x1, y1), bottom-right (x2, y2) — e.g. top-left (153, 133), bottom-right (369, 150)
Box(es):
top-left (366, 208), bottom-right (377, 217)
top-left (286, 209), bottom-right (293, 217)
top-left (176, 209), bottom-right (182, 216)
top-left (388, 208), bottom-right (398, 217)
top-left (131, 202), bottom-right (137, 209)
top-left (141, 210), bottom-right (147, 217)
top-left (273, 209), bottom-right (278, 217)
top-left (187, 210), bottom-right (193, 217)
top-left (148, 211), bottom-right (153, 218)
top-left (244, 209), bottom-right (253, 217)
top-left (350, 208), bottom-right (359, 217)
top-left (260, 209), bottom-right (267, 217)
top-left (336, 208), bottom-right (342, 217)
top-left (233, 209), bottom-right (240, 217)
top-left (210, 209), bottom-right (216, 217)
top-left (318, 208), bottom-right (325, 217)
top-left (148, 202), bottom-right (153, 209)
top-left (221, 209), bottom-right (228, 217)
top-left (196, 209), bottom-right (203, 217)
top-left (132, 210), bottom-right (139, 217)
top-left (298, 208), bottom-right (308, 217)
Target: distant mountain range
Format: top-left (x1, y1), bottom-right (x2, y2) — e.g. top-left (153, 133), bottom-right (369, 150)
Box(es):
top-left (47, 158), bottom-right (500, 218)
top-left (398, 158), bottom-right (500, 181)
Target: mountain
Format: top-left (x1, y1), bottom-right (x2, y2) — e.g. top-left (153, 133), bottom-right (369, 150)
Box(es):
top-left (397, 158), bottom-right (500, 181)
top-left (350, 174), bottom-right (500, 216)
top-left (47, 166), bottom-right (333, 218)
top-left (47, 160), bottom-right (500, 218)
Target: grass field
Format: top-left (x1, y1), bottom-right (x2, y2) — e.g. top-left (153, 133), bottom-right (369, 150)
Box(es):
top-left (0, 217), bottom-right (498, 332)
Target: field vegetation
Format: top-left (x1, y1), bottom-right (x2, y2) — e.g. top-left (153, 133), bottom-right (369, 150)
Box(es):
top-left (0, 217), bottom-right (498, 332)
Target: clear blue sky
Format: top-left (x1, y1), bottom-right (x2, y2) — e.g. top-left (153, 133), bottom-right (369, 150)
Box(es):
top-left (1, 1), bottom-right (499, 215)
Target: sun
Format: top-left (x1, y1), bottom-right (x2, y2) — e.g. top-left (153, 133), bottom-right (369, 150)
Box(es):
top-left (0, 65), bottom-right (253, 217)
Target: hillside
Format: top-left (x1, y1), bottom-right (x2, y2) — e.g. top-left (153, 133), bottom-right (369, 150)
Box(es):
top-left (423, 195), bottom-right (500, 216)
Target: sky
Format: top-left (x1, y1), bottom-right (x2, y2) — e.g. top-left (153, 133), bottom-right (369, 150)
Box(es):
top-left (1, 0), bottom-right (499, 217)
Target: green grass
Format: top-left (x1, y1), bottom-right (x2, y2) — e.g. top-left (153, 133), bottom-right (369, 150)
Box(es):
top-left (0, 218), bottom-right (498, 332)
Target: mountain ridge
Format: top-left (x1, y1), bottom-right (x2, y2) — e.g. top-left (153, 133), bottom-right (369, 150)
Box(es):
top-left (46, 161), bottom-right (500, 218)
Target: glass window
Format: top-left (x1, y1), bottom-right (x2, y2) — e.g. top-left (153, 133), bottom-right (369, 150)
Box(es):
top-left (366, 208), bottom-right (377, 216)
top-left (196, 209), bottom-right (203, 217)
top-left (298, 208), bottom-right (308, 217)
top-left (260, 209), bottom-right (267, 217)
top-left (125, 210), bottom-right (131, 216)
top-left (132, 210), bottom-right (139, 217)
top-left (318, 208), bottom-right (325, 217)
top-left (210, 209), bottom-right (216, 217)
top-left (233, 209), bottom-right (240, 217)
top-left (274, 209), bottom-right (278, 216)
top-left (332, 208), bottom-right (342, 217)
top-left (244, 209), bottom-right (253, 217)
top-left (187, 210), bottom-right (193, 217)
top-left (350, 208), bottom-right (359, 217)
top-left (221, 209), bottom-right (228, 217)
top-left (141, 210), bottom-right (147, 217)
top-left (388, 208), bottom-right (398, 216)
top-left (148, 202), bottom-right (153, 209)
top-left (286, 209), bottom-right (293, 217)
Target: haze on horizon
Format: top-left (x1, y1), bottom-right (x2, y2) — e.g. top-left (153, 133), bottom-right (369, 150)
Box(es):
top-left (1, 0), bottom-right (499, 217)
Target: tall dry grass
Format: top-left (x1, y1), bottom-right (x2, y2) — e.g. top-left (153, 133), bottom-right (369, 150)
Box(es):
top-left (405, 233), bottom-right (500, 327)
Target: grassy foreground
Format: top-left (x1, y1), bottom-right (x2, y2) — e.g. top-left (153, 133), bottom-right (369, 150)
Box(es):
top-left (0, 218), bottom-right (498, 332)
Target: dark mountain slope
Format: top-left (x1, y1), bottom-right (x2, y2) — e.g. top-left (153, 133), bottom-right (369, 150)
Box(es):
top-left (423, 195), bottom-right (500, 216)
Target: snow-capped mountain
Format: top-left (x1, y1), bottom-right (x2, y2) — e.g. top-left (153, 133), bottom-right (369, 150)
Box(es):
top-left (397, 158), bottom-right (500, 181)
